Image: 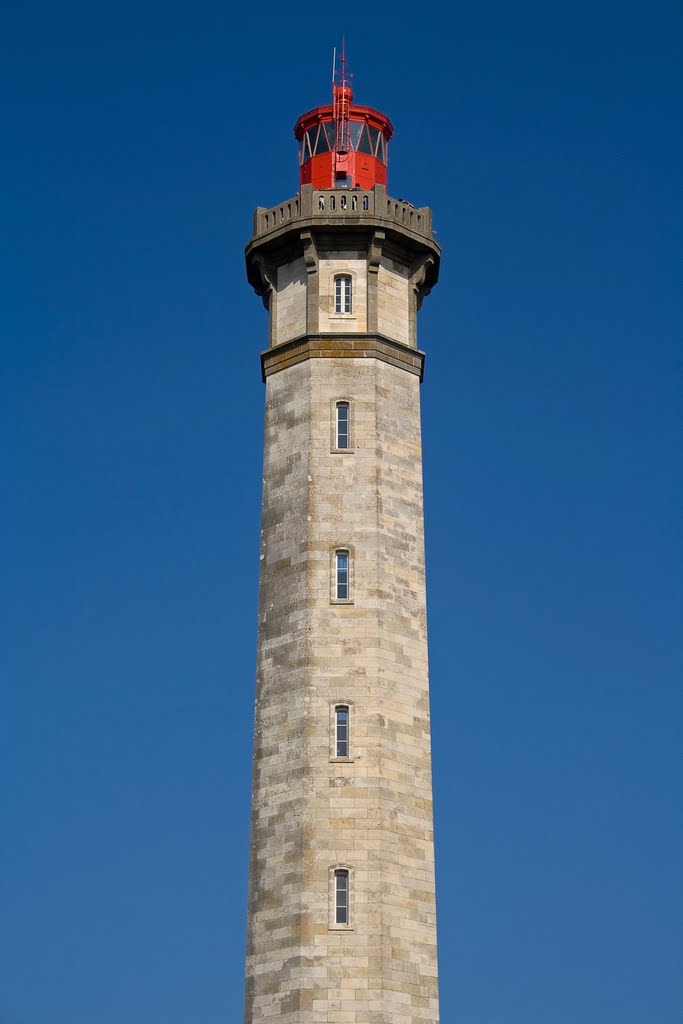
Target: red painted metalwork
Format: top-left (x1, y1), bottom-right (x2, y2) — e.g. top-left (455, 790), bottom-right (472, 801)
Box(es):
top-left (294, 55), bottom-right (393, 191)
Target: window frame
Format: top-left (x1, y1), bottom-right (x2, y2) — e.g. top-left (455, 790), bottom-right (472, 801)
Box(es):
top-left (333, 274), bottom-right (353, 315)
top-left (332, 399), bottom-right (352, 453)
top-left (332, 548), bottom-right (352, 603)
top-left (329, 865), bottom-right (354, 930)
top-left (335, 869), bottom-right (349, 924)
top-left (330, 702), bottom-right (352, 761)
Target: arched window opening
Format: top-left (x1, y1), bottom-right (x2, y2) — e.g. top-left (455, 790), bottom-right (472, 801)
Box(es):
top-left (335, 706), bottom-right (349, 758)
top-left (335, 550), bottom-right (349, 600)
top-left (368, 126), bottom-right (381, 156)
top-left (334, 275), bottom-right (352, 315)
top-left (335, 869), bottom-right (349, 925)
top-left (335, 401), bottom-right (349, 450)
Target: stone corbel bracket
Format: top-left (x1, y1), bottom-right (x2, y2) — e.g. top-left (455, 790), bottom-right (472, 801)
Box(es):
top-left (250, 253), bottom-right (278, 345)
top-left (301, 230), bottom-right (320, 335)
top-left (366, 229), bottom-right (385, 334)
top-left (409, 253), bottom-right (437, 346)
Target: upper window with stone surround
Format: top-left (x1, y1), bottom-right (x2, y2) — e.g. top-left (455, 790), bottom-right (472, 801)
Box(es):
top-left (334, 274), bottom-right (352, 315)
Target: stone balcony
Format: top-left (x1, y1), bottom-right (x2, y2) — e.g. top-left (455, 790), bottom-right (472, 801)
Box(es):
top-left (251, 183), bottom-right (436, 247)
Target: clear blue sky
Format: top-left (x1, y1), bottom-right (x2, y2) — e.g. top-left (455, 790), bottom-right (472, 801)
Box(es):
top-left (2, 1), bottom-right (681, 1021)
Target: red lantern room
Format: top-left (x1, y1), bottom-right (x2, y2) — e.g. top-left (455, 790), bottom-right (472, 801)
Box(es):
top-left (294, 64), bottom-right (393, 191)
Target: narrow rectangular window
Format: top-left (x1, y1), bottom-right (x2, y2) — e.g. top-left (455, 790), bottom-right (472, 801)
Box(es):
top-left (335, 550), bottom-right (349, 600)
top-left (334, 275), bottom-right (352, 314)
top-left (335, 706), bottom-right (349, 758)
top-left (335, 869), bottom-right (349, 925)
top-left (336, 401), bottom-right (349, 449)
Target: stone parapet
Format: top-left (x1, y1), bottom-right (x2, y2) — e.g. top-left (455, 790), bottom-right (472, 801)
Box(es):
top-left (251, 183), bottom-right (435, 243)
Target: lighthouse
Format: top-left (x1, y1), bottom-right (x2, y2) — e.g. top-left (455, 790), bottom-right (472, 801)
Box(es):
top-left (243, 61), bottom-right (441, 1023)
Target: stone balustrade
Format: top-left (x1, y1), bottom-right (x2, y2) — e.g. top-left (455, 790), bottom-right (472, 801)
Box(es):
top-left (252, 183), bottom-right (434, 241)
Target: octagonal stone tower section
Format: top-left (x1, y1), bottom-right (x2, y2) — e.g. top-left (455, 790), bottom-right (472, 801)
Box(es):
top-left (244, 178), bottom-right (441, 1023)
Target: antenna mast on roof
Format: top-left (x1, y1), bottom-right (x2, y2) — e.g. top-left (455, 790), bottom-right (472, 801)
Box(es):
top-left (334, 38), bottom-right (352, 155)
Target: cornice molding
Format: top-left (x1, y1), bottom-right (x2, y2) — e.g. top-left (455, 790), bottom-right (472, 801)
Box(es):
top-left (261, 333), bottom-right (426, 383)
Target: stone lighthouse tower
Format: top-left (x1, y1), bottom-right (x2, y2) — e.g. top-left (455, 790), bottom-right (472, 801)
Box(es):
top-left (243, 63), bottom-right (441, 1023)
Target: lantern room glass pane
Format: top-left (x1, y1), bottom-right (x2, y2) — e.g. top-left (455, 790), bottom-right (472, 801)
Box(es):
top-left (348, 122), bottom-right (363, 150)
top-left (314, 126), bottom-right (330, 154)
top-left (368, 126), bottom-right (381, 156)
top-left (323, 121), bottom-right (336, 149)
top-left (357, 125), bottom-right (374, 155)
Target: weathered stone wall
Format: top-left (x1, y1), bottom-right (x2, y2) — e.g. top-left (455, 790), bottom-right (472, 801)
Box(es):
top-left (377, 257), bottom-right (411, 346)
top-left (244, 363), bottom-right (311, 1020)
top-left (244, 352), bottom-right (439, 1023)
top-left (275, 256), bottom-right (307, 343)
